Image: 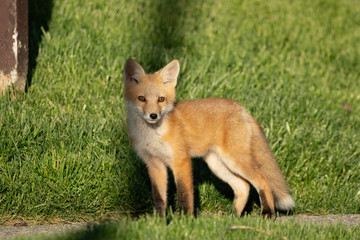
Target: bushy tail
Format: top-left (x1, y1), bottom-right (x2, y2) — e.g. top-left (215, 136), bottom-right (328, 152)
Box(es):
top-left (252, 125), bottom-right (295, 211)
top-left (262, 155), bottom-right (295, 210)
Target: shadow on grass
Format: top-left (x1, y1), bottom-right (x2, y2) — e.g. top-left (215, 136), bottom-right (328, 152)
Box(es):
top-left (126, 152), bottom-right (153, 217)
top-left (191, 159), bottom-right (261, 217)
top-left (139, 0), bottom-right (186, 72)
top-left (27, 0), bottom-right (53, 91)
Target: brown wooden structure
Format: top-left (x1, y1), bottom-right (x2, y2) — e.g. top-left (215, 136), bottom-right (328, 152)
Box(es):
top-left (0, 0), bottom-right (28, 94)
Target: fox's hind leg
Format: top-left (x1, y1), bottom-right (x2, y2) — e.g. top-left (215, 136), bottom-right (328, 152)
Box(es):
top-left (205, 152), bottom-right (250, 216)
top-left (227, 154), bottom-right (276, 218)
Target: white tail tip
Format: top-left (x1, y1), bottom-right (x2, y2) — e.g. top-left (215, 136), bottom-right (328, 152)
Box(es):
top-left (275, 195), bottom-right (295, 210)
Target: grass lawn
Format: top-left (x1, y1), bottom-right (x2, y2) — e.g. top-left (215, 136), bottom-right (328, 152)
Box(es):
top-left (1, 0), bottom-right (359, 228)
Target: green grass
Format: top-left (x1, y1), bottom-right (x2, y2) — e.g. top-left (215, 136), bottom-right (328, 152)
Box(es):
top-left (17, 214), bottom-right (360, 240)
top-left (1, 0), bottom-right (360, 223)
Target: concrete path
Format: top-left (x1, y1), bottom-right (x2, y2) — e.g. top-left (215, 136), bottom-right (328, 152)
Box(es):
top-left (277, 214), bottom-right (360, 227)
top-left (0, 223), bottom-right (88, 240)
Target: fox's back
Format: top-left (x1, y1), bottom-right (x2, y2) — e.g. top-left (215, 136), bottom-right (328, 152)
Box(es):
top-left (164, 98), bottom-right (259, 157)
top-left (169, 98), bottom-right (248, 129)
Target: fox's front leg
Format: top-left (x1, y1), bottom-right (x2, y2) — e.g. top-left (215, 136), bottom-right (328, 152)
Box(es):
top-left (173, 156), bottom-right (194, 215)
top-left (147, 159), bottom-right (168, 217)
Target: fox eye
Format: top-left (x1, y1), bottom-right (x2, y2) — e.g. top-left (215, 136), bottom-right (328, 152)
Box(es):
top-left (158, 97), bottom-right (165, 102)
top-left (138, 96), bottom-right (146, 102)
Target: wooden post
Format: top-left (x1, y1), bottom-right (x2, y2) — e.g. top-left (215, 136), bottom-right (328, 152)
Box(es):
top-left (0, 0), bottom-right (28, 95)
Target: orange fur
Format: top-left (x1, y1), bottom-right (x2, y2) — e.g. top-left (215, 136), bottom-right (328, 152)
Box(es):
top-left (123, 59), bottom-right (295, 217)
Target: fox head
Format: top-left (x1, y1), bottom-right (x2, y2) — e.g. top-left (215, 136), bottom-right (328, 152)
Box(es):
top-left (123, 59), bottom-right (180, 124)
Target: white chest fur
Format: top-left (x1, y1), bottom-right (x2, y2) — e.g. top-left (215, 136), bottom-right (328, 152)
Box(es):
top-left (127, 107), bottom-right (173, 165)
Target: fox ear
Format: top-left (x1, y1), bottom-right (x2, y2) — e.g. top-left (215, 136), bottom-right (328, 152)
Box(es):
top-left (159, 59), bottom-right (179, 86)
top-left (123, 59), bottom-right (145, 85)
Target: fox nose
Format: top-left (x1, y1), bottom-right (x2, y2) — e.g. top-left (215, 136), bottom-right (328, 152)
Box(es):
top-left (150, 113), bottom-right (158, 120)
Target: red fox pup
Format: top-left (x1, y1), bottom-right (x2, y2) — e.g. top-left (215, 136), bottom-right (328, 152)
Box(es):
top-left (123, 59), bottom-right (295, 218)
